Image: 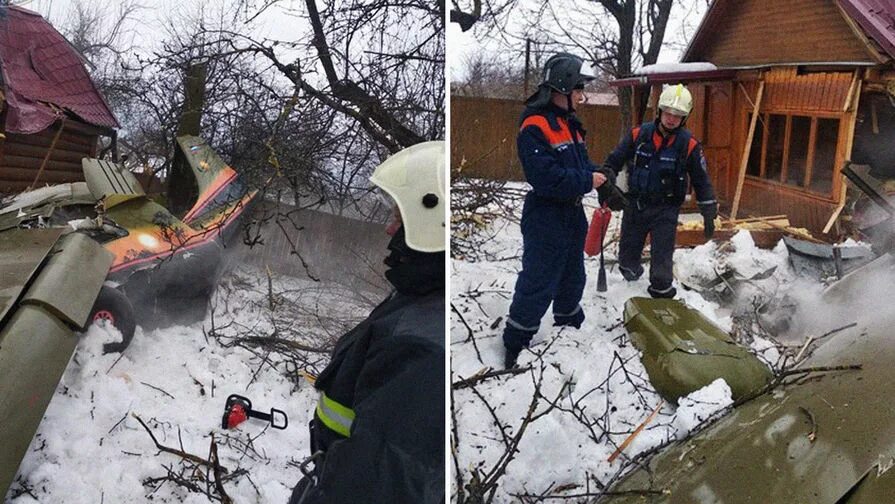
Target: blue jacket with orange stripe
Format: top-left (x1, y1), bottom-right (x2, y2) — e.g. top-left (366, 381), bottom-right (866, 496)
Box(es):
top-left (517, 104), bottom-right (596, 200)
top-left (604, 120), bottom-right (715, 206)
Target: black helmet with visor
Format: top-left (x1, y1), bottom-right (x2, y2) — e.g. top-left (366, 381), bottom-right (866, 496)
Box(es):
top-left (525, 52), bottom-right (596, 108)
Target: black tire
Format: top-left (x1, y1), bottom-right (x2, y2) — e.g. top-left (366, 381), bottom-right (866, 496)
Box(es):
top-left (88, 286), bottom-right (137, 354)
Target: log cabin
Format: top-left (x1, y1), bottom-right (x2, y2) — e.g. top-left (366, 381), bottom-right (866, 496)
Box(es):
top-left (0, 5), bottom-right (119, 194)
top-left (611, 0), bottom-right (895, 238)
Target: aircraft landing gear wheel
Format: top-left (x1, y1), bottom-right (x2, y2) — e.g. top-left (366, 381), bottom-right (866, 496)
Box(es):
top-left (88, 286), bottom-right (136, 354)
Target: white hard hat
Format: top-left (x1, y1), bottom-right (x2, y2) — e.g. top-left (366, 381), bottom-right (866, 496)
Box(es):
top-left (658, 84), bottom-right (693, 116)
top-left (370, 141), bottom-right (445, 253)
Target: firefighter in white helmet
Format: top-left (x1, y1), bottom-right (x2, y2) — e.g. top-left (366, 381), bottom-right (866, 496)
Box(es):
top-left (600, 83), bottom-right (717, 299)
top-left (289, 141), bottom-right (445, 504)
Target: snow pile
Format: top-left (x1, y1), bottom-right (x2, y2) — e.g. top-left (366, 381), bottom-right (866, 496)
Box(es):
top-left (451, 193), bottom-right (802, 500)
top-left (6, 266), bottom-right (372, 503)
top-left (673, 379), bottom-right (733, 437)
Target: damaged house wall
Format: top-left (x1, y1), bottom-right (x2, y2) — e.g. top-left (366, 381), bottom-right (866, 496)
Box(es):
top-left (617, 0), bottom-right (895, 238)
top-left (0, 5), bottom-right (118, 194)
top-left (851, 90), bottom-right (895, 177)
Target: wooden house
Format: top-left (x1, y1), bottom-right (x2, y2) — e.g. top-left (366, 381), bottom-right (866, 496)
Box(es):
top-left (0, 5), bottom-right (119, 194)
top-left (611, 0), bottom-right (895, 237)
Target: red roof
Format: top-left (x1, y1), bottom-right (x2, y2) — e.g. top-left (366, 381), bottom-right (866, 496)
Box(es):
top-left (0, 5), bottom-right (119, 134)
top-left (838, 0), bottom-right (895, 60)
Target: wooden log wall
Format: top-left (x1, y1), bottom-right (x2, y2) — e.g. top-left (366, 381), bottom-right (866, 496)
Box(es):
top-left (0, 120), bottom-right (98, 194)
top-left (688, 0), bottom-right (874, 66)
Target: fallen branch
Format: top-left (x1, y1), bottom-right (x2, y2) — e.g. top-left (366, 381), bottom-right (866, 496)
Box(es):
top-left (452, 367), bottom-right (530, 390)
top-left (780, 364), bottom-right (862, 379)
top-left (734, 364), bottom-right (862, 408)
top-left (238, 335), bottom-right (329, 354)
top-left (451, 302), bottom-right (484, 364)
top-left (132, 413), bottom-right (230, 474)
top-left (209, 434), bottom-right (233, 504)
top-left (815, 322), bottom-right (858, 341)
top-left (140, 382), bottom-right (175, 400)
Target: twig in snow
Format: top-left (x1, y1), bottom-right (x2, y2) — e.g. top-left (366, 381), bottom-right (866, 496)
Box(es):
top-left (106, 352), bottom-right (126, 374)
top-left (451, 302), bottom-right (484, 365)
top-left (132, 413), bottom-right (230, 474)
top-left (451, 366), bottom-right (530, 390)
top-left (140, 382), bottom-right (175, 400)
top-left (108, 410), bottom-right (130, 434)
top-left (209, 434), bottom-right (233, 504)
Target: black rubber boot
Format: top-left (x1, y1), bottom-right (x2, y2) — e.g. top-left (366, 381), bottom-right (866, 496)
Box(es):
top-left (554, 308), bottom-right (585, 329)
top-left (504, 347), bottom-right (521, 369)
top-left (648, 285), bottom-right (677, 299)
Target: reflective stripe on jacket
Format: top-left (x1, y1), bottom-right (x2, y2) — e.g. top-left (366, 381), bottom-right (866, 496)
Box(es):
top-left (516, 105), bottom-right (596, 200)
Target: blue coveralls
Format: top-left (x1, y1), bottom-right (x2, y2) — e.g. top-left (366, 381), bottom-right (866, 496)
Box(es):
top-left (603, 120), bottom-right (716, 298)
top-left (503, 104), bottom-right (597, 354)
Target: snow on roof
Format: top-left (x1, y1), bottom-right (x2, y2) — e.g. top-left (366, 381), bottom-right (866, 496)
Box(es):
top-left (0, 5), bottom-right (119, 134)
top-left (636, 62), bottom-right (718, 75)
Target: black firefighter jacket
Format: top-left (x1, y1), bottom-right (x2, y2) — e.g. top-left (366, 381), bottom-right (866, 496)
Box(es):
top-left (294, 259), bottom-right (445, 503)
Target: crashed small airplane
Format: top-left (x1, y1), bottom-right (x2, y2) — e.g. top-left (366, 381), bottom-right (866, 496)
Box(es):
top-left (0, 136), bottom-right (257, 498)
top-left (0, 136), bottom-right (257, 352)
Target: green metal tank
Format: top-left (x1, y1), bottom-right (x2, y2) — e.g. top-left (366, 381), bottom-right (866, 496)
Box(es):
top-left (624, 297), bottom-right (772, 403)
top-left (607, 298), bottom-right (895, 503)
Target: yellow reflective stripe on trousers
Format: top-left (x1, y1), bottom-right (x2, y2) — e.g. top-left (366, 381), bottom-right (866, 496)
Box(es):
top-left (315, 392), bottom-right (355, 437)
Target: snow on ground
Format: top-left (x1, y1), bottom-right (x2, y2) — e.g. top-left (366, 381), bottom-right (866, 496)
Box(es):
top-left (5, 266), bottom-right (374, 503)
top-left (451, 184), bottom-right (809, 501)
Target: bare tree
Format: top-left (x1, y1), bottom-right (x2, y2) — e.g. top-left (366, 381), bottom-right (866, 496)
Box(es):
top-left (452, 1), bottom-right (706, 138)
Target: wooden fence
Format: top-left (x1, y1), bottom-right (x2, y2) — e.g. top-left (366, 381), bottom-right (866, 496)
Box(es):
top-left (451, 96), bottom-right (622, 181)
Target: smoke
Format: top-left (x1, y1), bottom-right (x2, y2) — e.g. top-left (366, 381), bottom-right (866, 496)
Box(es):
top-left (778, 254), bottom-right (895, 344)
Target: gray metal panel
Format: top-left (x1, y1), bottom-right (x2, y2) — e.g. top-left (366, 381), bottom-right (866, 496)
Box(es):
top-left (0, 183), bottom-right (94, 231)
top-left (0, 304), bottom-right (78, 498)
top-left (22, 233), bottom-right (114, 328)
top-left (0, 228), bottom-right (64, 327)
top-left (606, 313), bottom-right (895, 503)
top-left (82, 158), bottom-right (145, 199)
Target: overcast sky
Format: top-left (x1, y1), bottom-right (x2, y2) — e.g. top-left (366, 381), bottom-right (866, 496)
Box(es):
top-left (22, 0), bottom-right (308, 60)
top-left (448, 1), bottom-right (709, 82)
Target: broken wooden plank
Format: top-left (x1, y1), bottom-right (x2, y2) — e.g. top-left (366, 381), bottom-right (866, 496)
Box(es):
top-left (731, 81), bottom-right (765, 220)
top-left (725, 214), bottom-right (787, 225)
top-left (750, 215), bottom-right (824, 243)
top-left (608, 400), bottom-right (665, 464)
top-left (824, 78), bottom-right (862, 234)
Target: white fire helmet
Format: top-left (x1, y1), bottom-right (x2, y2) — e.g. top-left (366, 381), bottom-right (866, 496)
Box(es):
top-left (658, 84), bottom-right (693, 117)
top-left (370, 141), bottom-right (445, 253)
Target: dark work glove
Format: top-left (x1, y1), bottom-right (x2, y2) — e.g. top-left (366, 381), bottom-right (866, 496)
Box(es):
top-left (698, 202), bottom-right (718, 239)
top-left (595, 165), bottom-right (617, 186)
top-left (598, 182), bottom-right (628, 211)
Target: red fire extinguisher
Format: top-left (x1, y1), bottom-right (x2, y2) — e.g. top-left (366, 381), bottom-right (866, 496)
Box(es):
top-left (585, 204), bottom-right (612, 292)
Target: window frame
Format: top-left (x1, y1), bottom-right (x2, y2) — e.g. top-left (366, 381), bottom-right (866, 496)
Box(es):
top-left (744, 107), bottom-right (845, 199)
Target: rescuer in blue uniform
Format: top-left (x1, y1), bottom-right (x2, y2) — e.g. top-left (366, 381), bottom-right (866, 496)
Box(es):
top-left (502, 53), bottom-right (621, 369)
top-left (602, 84), bottom-right (717, 299)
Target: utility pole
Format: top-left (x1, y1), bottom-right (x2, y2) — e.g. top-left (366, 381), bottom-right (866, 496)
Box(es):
top-left (524, 38), bottom-right (532, 97)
